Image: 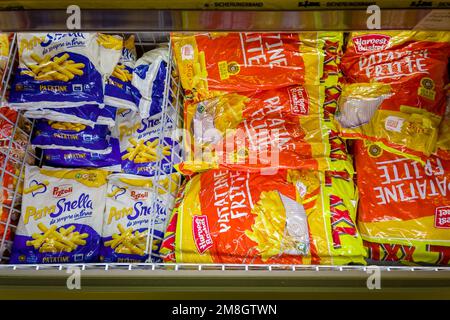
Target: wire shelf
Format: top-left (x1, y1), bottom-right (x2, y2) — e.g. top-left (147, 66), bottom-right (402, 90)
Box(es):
top-left (0, 32), bottom-right (182, 264)
top-left (0, 262), bottom-right (449, 273)
top-left (0, 34), bottom-right (40, 262)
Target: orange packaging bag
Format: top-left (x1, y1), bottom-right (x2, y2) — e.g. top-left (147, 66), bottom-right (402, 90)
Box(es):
top-left (173, 169), bottom-right (366, 265)
top-left (355, 140), bottom-right (450, 265)
top-left (172, 32), bottom-right (332, 102)
top-left (435, 86), bottom-right (450, 160)
top-left (337, 31), bottom-right (450, 161)
top-left (0, 154), bottom-right (22, 242)
top-left (177, 85), bottom-right (353, 175)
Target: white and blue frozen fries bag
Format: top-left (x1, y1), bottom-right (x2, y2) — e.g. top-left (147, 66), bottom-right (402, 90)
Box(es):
top-left (10, 33), bottom-right (122, 109)
top-left (132, 46), bottom-right (169, 119)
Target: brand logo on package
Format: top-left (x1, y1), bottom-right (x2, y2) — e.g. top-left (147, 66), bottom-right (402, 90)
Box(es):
top-left (130, 190), bottom-right (149, 201)
top-left (288, 86), bottom-right (309, 115)
top-left (385, 116), bottom-right (405, 133)
top-left (53, 184), bottom-right (73, 198)
top-left (353, 34), bottom-right (391, 53)
top-left (435, 206), bottom-right (450, 229)
top-left (181, 44), bottom-right (194, 60)
top-left (193, 215), bottom-right (213, 254)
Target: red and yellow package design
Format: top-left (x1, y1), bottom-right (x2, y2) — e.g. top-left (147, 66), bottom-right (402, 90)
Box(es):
top-left (0, 154), bottom-right (22, 241)
top-left (435, 87), bottom-right (450, 160)
top-left (0, 33), bottom-right (9, 93)
top-left (172, 32), bottom-right (337, 102)
top-left (320, 32), bottom-right (344, 120)
top-left (160, 176), bottom-right (191, 263)
top-left (320, 32), bottom-right (344, 86)
top-left (174, 170), bottom-right (366, 265)
top-left (355, 140), bottom-right (450, 265)
top-left (337, 31), bottom-right (450, 160)
top-left (178, 85), bottom-right (353, 175)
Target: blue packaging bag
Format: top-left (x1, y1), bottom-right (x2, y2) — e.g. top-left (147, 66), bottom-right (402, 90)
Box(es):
top-left (24, 104), bottom-right (101, 127)
top-left (117, 109), bottom-right (181, 177)
top-left (32, 120), bottom-right (112, 154)
top-left (104, 35), bottom-right (139, 112)
top-left (100, 173), bottom-right (178, 262)
top-left (10, 33), bottom-right (122, 109)
top-left (43, 137), bottom-right (121, 171)
top-left (132, 47), bottom-right (169, 119)
top-left (97, 105), bottom-right (117, 127)
top-left (11, 166), bottom-right (108, 264)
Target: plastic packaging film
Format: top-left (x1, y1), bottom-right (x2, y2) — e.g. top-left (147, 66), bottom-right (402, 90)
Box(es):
top-left (337, 31), bottom-right (450, 162)
top-left (163, 170), bottom-right (365, 265)
top-left (3, 31), bottom-right (449, 267)
top-left (178, 85), bottom-right (354, 175)
top-left (172, 32), bottom-right (336, 103)
top-left (355, 140), bottom-right (450, 265)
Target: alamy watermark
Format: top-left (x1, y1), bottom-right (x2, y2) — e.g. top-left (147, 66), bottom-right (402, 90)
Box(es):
top-left (366, 266), bottom-right (381, 290)
top-left (66, 266), bottom-right (81, 290)
top-left (66, 5), bottom-right (81, 30)
top-left (367, 5), bottom-right (381, 30)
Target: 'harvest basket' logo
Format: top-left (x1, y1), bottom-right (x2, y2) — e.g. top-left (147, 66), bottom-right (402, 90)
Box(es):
top-left (193, 215), bottom-right (213, 254)
top-left (353, 34), bottom-right (391, 53)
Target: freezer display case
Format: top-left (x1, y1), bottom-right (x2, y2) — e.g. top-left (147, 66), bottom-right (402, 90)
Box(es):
top-left (0, 3), bottom-right (449, 299)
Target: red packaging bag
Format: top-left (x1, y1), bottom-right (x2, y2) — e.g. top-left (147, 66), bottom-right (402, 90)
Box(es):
top-left (178, 85), bottom-right (353, 175)
top-left (355, 140), bottom-right (450, 265)
top-left (435, 86), bottom-right (450, 160)
top-left (337, 31), bottom-right (450, 160)
top-left (174, 170), bottom-right (366, 265)
top-left (172, 32), bottom-right (325, 102)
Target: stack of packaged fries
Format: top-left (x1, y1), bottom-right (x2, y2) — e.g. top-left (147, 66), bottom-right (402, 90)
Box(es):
top-left (337, 32), bottom-right (450, 265)
top-left (9, 33), bottom-right (125, 170)
top-left (160, 32), bottom-right (367, 265)
top-left (6, 31), bottom-right (450, 266)
top-left (8, 33), bottom-right (181, 264)
top-left (161, 31), bottom-right (450, 266)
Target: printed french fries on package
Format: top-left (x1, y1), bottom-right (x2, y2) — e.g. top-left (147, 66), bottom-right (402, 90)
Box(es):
top-left (179, 85), bottom-right (353, 174)
top-left (100, 173), bottom-right (179, 262)
top-left (32, 120), bottom-right (112, 154)
top-left (354, 140), bottom-right (450, 265)
top-left (172, 32), bottom-right (327, 102)
top-left (174, 170), bottom-right (365, 265)
top-left (118, 107), bottom-right (181, 177)
top-left (435, 87), bottom-right (450, 160)
top-left (11, 166), bottom-right (108, 264)
top-left (337, 31), bottom-right (450, 160)
top-left (10, 33), bottom-right (122, 109)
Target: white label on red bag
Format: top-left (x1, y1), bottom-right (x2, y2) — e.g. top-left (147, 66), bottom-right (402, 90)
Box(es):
top-left (353, 34), bottom-right (391, 54)
top-left (385, 116), bottom-right (405, 133)
top-left (435, 206), bottom-right (450, 228)
top-left (181, 44), bottom-right (194, 60)
top-left (288, 86), bottom-right (309, 115)
top-left (193, 215), bottom-right (213, 254)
